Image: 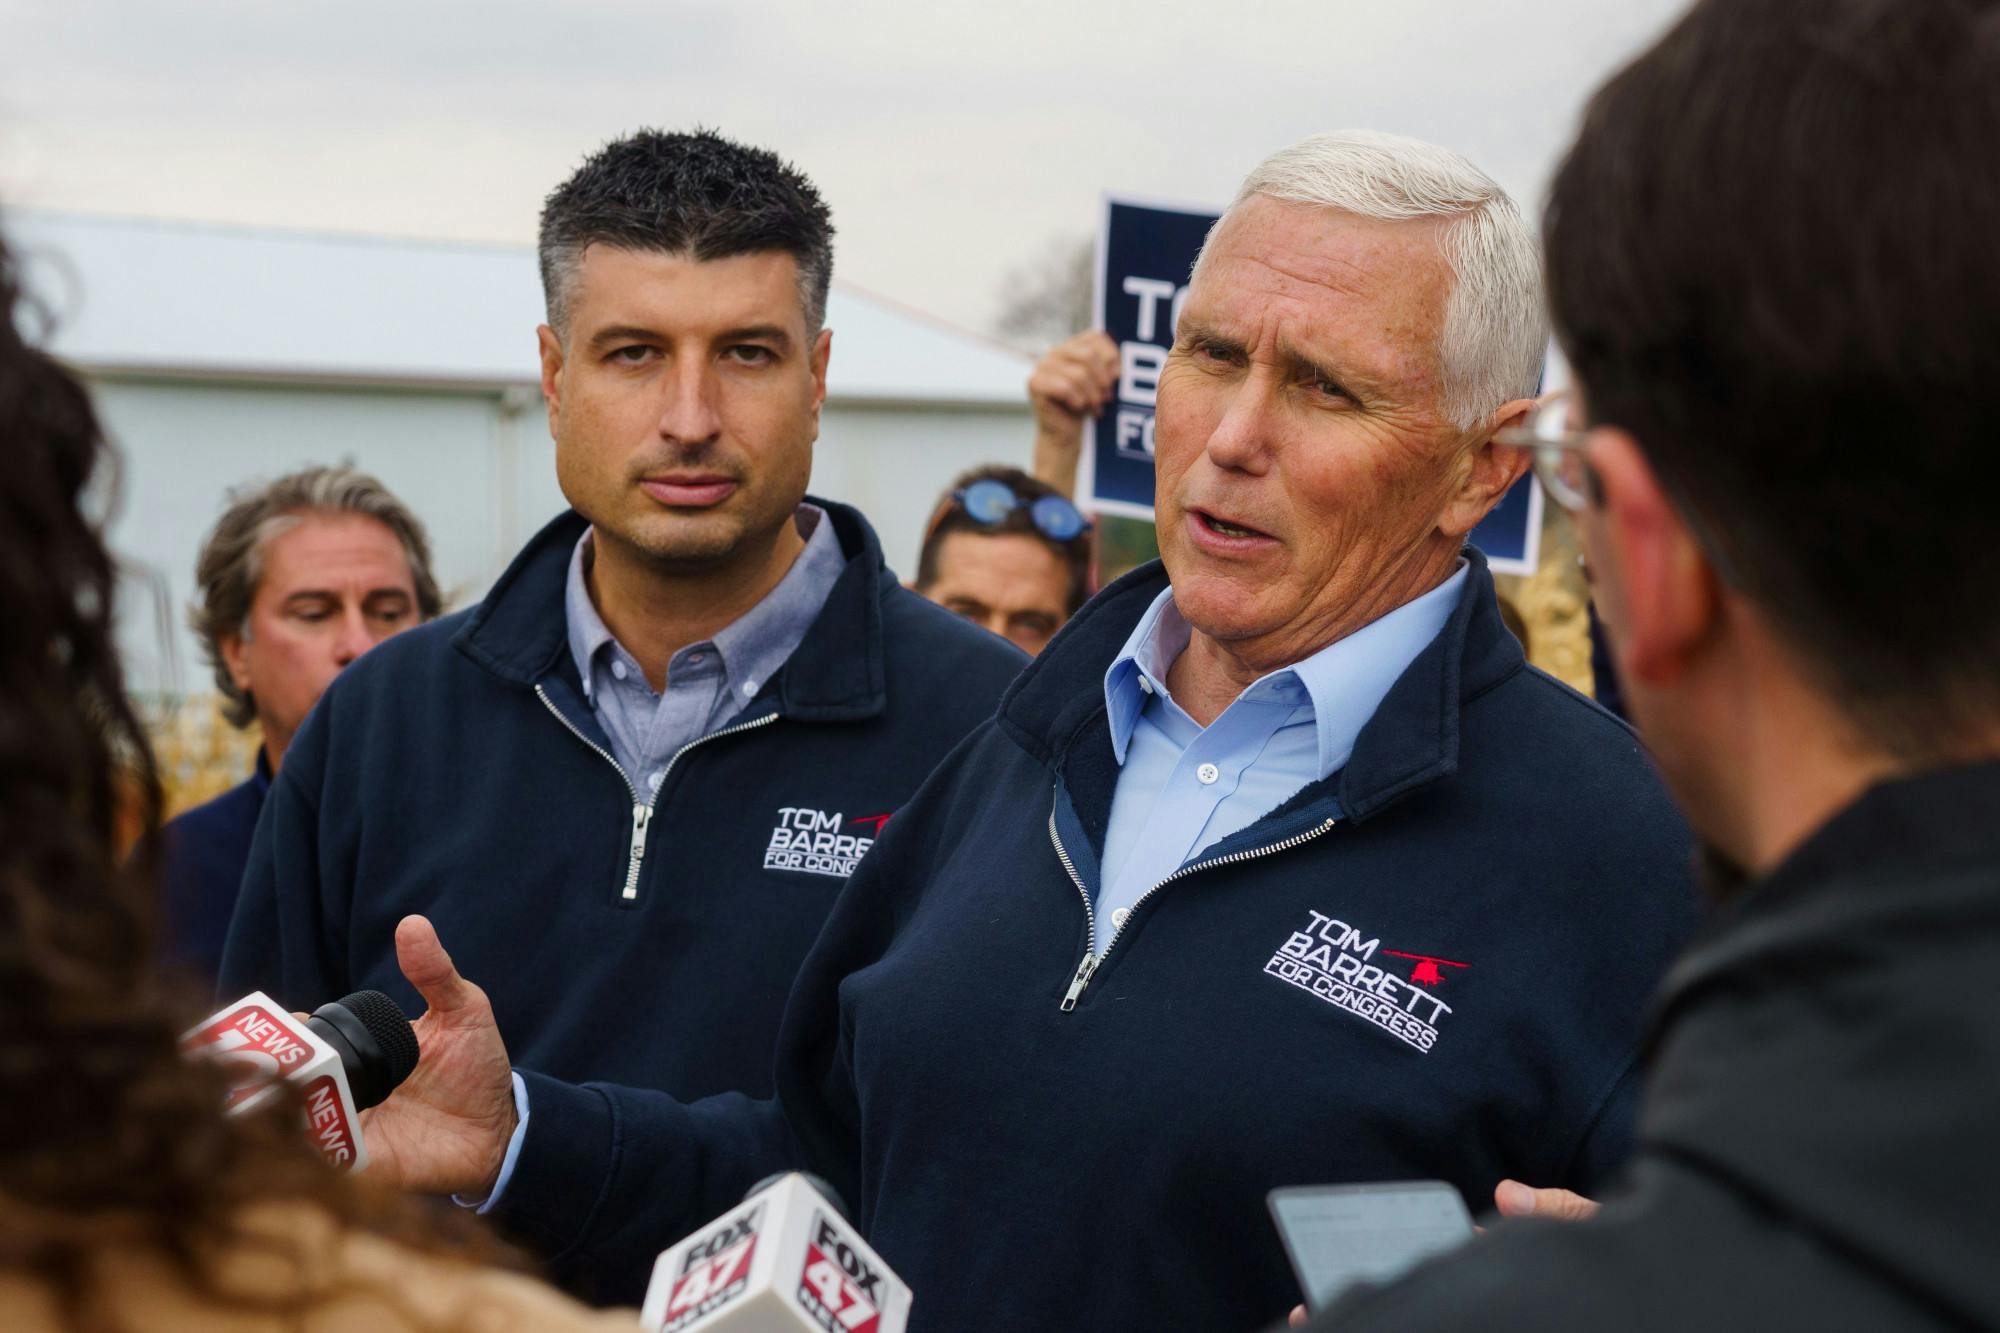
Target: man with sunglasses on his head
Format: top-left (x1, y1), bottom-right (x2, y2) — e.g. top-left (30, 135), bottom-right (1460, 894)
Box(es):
top-left (913, 465), bottom-right (1093, 655)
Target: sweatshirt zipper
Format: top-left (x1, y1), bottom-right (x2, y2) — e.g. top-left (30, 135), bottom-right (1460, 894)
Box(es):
top-left (1050, 801), bottom-right (1339, 1011)
top-left (535, 684), bottom-right (778, 901)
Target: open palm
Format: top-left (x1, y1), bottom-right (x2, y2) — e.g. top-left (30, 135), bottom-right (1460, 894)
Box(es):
top-left (358, 915), bottom-right (519, 1199)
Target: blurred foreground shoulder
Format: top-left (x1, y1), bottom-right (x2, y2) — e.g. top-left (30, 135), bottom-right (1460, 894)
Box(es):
top-left (880, 581), bottom-right (1030, 701)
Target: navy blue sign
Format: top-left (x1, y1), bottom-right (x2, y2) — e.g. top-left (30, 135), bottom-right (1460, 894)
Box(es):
top-left (1085, 196), bottom-right (1542, 574)
top-left (1085, 198), bottom-right (1215, 517)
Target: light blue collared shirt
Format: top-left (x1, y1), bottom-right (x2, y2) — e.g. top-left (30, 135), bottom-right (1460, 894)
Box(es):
top-left (1093, 564), bottom-right (1469, 952)
top-left (459, 506), bottom-right (845, 1216)
top-left (564, 504), bottom-right (845, 792)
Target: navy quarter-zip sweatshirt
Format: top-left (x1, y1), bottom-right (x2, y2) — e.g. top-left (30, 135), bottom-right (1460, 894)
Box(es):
top-left (160, 750), bottom-right (270, 984)
top-left (216, 500), bottom-right (1027, 1105)
top-left (493, 551), bottom-right (1702, 1327)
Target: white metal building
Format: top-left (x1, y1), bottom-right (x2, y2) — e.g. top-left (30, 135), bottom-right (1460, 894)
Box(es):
top-left (10, 211), bottom-right (1034, 696)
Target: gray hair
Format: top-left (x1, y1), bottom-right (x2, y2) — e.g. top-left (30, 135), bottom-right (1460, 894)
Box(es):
top-left (1212, 129), bottom-right (1547, 430)
top-left (190, 464), bottom-right (443, 728)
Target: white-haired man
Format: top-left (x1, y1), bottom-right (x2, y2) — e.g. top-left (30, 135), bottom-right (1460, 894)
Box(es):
top-left (342, 132), bottom-right (1699, 1329)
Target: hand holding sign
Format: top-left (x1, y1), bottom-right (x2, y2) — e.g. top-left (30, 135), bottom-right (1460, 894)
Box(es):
top-left (1028, 332), bottom-right (1119, 497)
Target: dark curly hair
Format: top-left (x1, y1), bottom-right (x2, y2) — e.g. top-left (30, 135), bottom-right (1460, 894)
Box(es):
top-left (538, 126), bottom-right (836, 339)
top-left (0, 224), bottom-right (499, 1328)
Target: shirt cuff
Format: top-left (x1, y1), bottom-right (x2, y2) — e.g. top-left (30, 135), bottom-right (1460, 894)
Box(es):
top-left (451, 1069), bottom-right (530, 1214)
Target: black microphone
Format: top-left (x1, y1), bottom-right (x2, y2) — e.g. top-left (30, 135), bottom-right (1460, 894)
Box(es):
top-left (744, 1170), bottom-right (851, 1220)
top-left (305, 989), bottom-right (420, 1111)
top-left (182, 988), bottom-right (420, 1171)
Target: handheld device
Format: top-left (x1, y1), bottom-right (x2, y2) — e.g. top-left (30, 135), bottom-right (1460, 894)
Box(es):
top-left (1267, 1180), bottom-right (1474, 1312)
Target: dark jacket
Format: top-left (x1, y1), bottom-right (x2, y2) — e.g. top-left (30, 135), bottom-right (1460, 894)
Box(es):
top-left (160, 750), bottom-right (271, 984)
top-left (496, 552), bottom-right (1700, 1325)
top-left (1316, 760), bottom-right (2000, 1333)
top-left (217, 501), bottom-right (1026, 1106)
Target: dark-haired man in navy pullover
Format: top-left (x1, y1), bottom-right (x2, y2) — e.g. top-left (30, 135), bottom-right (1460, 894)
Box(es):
top-left (347, 130), bottom-right (1699, 1330)
top-left (218, 130), bottom-right (1025, 1208)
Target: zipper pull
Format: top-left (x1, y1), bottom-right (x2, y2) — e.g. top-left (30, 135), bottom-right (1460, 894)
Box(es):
top-left (622, 804), bottom-right (652, 900)
top-left (1060, 952), bottom-right (1099, 1012)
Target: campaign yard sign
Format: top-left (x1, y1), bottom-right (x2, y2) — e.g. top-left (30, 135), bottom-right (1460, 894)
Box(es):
top-left (1084, 196), bottom-right (1542, 576)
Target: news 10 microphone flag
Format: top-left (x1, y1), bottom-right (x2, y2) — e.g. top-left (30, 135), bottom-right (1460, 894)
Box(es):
top-left (180, 992), bottom-right (370, 1172)
top-left (1082, 196), bottom-right (1544, 576)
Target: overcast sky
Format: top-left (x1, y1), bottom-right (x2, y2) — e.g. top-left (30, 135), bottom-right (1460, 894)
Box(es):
top-left (0, 0), bottom-right (1685, 337)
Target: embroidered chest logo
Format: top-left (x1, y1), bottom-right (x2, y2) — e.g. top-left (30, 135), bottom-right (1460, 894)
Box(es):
top-left (762, 807), bottom-right (892, 879)
top-left (1264, 910), bottom-right (1468, 1053)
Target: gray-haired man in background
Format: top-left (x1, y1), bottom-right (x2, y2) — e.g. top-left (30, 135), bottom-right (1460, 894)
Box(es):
top-left (163, 463), bottom-right (441, 982)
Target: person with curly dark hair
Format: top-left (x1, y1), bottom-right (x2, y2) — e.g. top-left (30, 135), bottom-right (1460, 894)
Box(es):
top-left (0, 219), bottom-right (633, 1329)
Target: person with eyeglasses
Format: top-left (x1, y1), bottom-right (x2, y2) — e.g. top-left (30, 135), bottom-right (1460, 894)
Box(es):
top-left (912, 466), bottom-right (1094, 654)
top-left (338, 131), bottom-right (1698, 1331)
top-left (1302, 2), bottom-right (2000, 1328)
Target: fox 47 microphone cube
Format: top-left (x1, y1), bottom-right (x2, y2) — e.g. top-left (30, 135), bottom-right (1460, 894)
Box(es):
top-left (180, 990), bottom-right (370, 1172)
top-left (639, 1173), bottom-right (912, 1333)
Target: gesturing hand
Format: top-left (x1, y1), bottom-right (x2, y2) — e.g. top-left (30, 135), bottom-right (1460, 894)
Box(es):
top-left (357, 915), bottom-right (519, 1199)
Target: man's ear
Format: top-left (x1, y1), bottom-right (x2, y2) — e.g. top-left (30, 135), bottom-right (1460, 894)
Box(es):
top-left (1438, 397), bottom-right (1535, 538)
top-left (537, 325), bottom-right (566, 436)
top-left (218, 629), bottom-right (253, 695)
top-left (808, 327), bottom-right (833, 421)
top-left (1586, 427), bottom-right (1722, 688)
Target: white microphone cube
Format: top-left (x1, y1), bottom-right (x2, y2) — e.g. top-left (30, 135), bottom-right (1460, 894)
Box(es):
top-left (181, 990), bottom-right (369, 1172)
top-left (640, 1173), bottom-right (912, 1333)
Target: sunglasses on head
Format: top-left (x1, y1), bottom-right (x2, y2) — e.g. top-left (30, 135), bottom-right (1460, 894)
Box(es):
top-left (953, 478), bottom-right (1092, 542)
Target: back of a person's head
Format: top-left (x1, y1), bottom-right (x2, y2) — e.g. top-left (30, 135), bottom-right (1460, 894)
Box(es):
top-left (1546, 0), bottom-right (2000, 760)
top-left (917, 464), bottom-right (1093, 615)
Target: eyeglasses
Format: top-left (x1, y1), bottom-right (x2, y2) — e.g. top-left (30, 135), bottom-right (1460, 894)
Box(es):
top-left (953, 478), bottom-right (1092, 542)
top-left (1496, 389), bottom-right (1744, 588)
top-left (1496, 390), bottom-right (1596, 512)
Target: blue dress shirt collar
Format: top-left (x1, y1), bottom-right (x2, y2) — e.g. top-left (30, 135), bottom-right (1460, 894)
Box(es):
top-left (1103, 561), bottom-right (1471, 781)
top-left (564, 503), bottom-right (839, 706)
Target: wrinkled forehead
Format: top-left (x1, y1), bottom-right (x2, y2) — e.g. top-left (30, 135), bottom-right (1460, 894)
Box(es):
top-left (256, 511), bottom-right (415, 588)
top-left (1189, 197), bottom-right (1454, 403)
